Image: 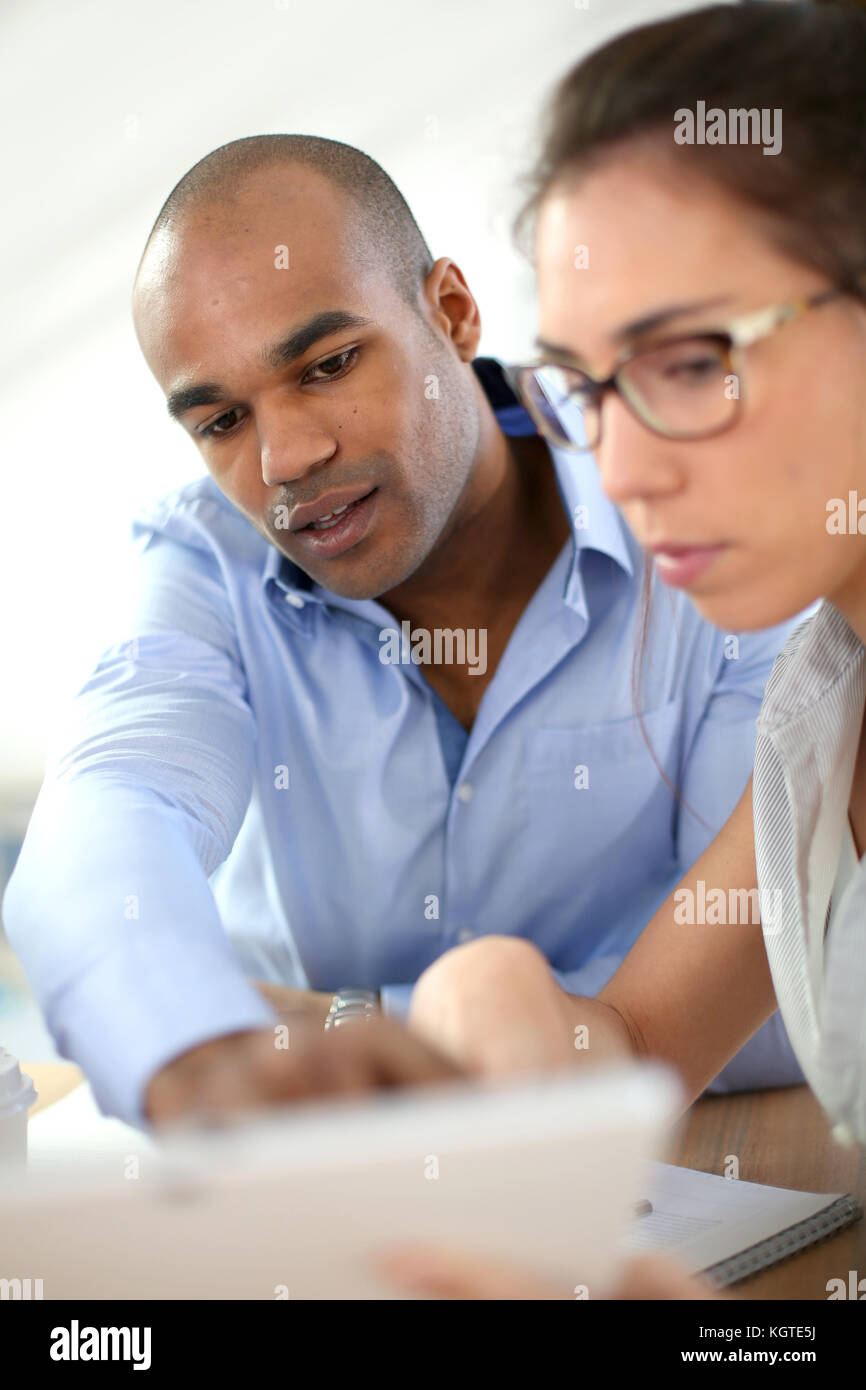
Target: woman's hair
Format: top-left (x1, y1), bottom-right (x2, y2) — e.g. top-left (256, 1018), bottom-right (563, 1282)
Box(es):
top-left (515, 0), bottom-right (866, 827)
top-left (516, 0), bottom-right (866, 295)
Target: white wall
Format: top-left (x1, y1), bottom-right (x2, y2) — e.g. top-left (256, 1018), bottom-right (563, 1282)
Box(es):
top-left (1, 0), bottom-right (701, 822)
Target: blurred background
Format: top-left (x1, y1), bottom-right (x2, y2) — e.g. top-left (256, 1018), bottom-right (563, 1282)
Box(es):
top-left (0, 0), bottom-right (707, 1056)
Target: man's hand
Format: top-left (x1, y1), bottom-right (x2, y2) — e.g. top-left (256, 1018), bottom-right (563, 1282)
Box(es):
top-left (144, 1016), bottom-right (463, 1129)
top-left (251, 979), bottom-right (334, 1026)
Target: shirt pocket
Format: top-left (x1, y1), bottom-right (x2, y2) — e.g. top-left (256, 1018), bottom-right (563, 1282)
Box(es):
top-left (523, 699), bottom-right (684, 906)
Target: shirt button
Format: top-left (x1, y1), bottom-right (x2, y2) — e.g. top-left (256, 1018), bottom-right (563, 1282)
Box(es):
top-left (284, 593), bottom-right (305, 609)
top-left (456, 927), bottom-right (475, 944)
top-left (456, 782), bottom-right (474, 803)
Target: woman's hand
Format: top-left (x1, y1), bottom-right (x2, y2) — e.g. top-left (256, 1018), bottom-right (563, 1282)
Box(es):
top-left (407, 934), bottom-right (634, 1076)
top-left (375, 1245), bottom-right (726, 1301)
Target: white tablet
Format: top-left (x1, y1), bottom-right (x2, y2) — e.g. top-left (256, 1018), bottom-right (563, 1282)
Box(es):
top-left (2, 1061), bottom-right (681, 1299)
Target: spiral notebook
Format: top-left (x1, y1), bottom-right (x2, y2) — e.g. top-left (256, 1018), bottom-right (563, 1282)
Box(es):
top-left (626, 1162), bottom-right (862, 1288)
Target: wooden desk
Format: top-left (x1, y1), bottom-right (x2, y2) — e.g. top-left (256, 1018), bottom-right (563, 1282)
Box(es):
top-left (673, 1084), bottom-right (866, 1299)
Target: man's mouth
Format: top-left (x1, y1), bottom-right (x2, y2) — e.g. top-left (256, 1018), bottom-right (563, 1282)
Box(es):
top-left (285, 487), bottom-right (379, 559)
top-left (305, 499), bottom-right (362, 531)
top-left (288, 486), bottom-right (376, 533)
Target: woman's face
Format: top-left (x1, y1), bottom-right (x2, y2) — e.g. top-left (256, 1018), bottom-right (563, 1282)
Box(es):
top-left (535, 149), bottom-right (866, 634)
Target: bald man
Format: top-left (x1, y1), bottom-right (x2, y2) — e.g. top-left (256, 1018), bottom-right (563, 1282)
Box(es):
top-left (4, 135), bottom-right (803, 1127)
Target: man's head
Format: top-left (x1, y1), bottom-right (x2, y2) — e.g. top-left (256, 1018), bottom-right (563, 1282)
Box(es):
top-left (133, 135), bottom-right (486, 599)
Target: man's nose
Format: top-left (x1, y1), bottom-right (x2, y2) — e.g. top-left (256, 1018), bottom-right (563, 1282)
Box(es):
top-left (257, 400), bottom-right (338, 487)
top-left (594, 395), bottom-right (683, 507)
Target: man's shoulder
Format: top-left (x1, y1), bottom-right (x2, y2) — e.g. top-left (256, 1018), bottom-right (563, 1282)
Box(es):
top-left (131, 475), bottom-right (268, 569)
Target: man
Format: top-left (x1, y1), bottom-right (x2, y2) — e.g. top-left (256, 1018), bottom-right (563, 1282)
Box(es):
top-left (3, 135), bottom-right (803, 1127)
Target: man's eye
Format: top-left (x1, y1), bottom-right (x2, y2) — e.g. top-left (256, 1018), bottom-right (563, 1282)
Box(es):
top-left (196, 346), bottom-right (359, 438)
top-left (303, 346), bottom-right (360, 383)
top-left (200, 408), bottom-right (243, 439)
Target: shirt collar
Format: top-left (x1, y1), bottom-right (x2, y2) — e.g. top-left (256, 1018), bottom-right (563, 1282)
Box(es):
top-left (262, 356), bottom-right (634, 622)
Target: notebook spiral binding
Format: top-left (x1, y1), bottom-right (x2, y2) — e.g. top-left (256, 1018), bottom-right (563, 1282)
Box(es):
top-left (704, 1195), bottom-right (864, 1289)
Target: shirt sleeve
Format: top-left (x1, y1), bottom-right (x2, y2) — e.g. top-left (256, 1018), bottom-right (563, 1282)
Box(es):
top-left (2, 524), bottom-right (278, 1128)
top-left (379, 983), bottom-right (414, 1019)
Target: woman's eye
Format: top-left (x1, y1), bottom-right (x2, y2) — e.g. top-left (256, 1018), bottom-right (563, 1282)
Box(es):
top-left (665, 355), bottom-right (724, 380)
top-left (656, 341), bottom-right (727, 384)
top-left (200, 408), bottom-right (243, 439)
top-left (303, 346), bottom-right (359, 383)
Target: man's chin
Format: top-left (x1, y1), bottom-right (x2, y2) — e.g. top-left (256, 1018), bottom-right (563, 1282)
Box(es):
top-left (278, 550), bottom-right (415, 603)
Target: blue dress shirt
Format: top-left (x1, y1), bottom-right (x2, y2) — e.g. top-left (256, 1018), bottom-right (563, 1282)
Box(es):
top-left (3, 359), bottom-right (805, 1124)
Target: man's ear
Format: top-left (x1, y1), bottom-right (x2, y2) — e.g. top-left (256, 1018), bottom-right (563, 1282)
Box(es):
top-left (422, 257), bottom-right (482, 361)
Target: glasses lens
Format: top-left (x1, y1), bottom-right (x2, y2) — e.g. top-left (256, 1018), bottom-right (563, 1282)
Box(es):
top-left (519, 365), bottom-right (598, 450)
top-left (620, 337), bottom-right (737, 439)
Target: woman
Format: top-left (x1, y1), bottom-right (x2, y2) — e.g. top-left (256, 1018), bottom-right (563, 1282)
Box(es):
top-left (385, 0), bottom-right (866, 1296)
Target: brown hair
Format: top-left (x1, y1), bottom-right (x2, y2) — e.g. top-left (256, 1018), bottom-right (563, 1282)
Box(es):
top-left (515, 0), bottom-right (866, 827)
top-left (517, 0), bottom-right (866, 296)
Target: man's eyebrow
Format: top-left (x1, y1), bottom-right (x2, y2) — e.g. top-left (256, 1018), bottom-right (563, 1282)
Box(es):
top-left (261, 309), bottom-right (373, 371)
top-left (166, 382), bottom-right (225, 421)
top-left (535, 296), bottom-right (733, 362)
top-left (165, 310), bottom-right (374, 421)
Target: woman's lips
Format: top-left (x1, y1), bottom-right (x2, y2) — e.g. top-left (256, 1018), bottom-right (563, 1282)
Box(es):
top-left (648, 543), bottom-right (727, 587)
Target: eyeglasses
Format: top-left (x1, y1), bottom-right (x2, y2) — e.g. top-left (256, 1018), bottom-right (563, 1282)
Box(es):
top-left (508, 287), bottom-right (844, 452)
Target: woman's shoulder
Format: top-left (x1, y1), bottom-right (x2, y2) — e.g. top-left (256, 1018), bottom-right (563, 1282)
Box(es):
top-left (756, 601), bottom-right (865, 731)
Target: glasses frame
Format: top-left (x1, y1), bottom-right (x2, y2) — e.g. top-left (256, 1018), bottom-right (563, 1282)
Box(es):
top-left (508, 286), bottom-right (845, 452)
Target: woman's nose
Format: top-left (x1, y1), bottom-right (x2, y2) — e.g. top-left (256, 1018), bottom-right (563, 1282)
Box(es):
top-left (594, 396), bottom-right (683, 506)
